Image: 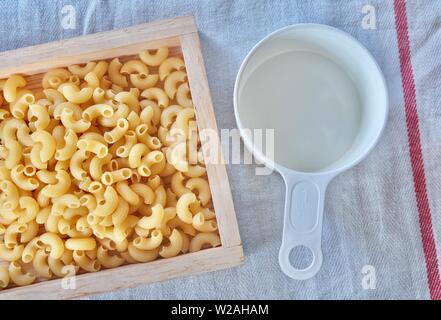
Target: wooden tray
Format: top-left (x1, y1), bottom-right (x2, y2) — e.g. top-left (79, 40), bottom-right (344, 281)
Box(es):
top-left (0, 15), bottom-right (243, 299)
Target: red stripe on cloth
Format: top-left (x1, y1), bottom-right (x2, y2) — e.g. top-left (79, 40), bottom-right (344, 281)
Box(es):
top-left (393, 0), bottom-right (441, 300)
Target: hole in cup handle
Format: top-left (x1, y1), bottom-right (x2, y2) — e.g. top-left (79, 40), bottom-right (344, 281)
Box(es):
top-left (278, 171), bottom-right (331, 280)
top-left (279, 238), bottom-right (323, 280)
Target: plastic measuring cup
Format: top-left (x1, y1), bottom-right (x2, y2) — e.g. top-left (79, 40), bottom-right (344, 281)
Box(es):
top-left (234, 24), bottom-right (388, 280)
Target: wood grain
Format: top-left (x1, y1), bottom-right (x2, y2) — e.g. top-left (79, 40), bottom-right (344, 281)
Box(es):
top-left (180, 33), bottom-right (242, 248)
top-left (0, 246), bottom-right (244, 299)
top-left (0, 16), bottom-right (195, 78)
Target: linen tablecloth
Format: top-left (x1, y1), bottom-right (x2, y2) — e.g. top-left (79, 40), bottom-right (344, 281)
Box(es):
top-left (1, 0), bottom-right (440, 299)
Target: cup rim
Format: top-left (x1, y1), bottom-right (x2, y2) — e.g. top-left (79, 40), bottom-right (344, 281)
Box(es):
top-left (233, 23), bottom-right (389, 177)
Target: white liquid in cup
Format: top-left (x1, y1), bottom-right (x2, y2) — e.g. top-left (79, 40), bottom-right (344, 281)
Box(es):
top-left (234, 24), bottom-right (388, 280)
top-left (239, 50), bottom-right (362, 172)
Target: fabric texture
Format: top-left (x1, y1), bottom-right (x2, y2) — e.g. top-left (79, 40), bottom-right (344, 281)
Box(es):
top-left (0, 0), bottom-right (439, 299)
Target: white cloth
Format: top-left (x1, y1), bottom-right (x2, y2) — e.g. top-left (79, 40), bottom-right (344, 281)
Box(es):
top-left (0, 0), bottom-right (438, 299)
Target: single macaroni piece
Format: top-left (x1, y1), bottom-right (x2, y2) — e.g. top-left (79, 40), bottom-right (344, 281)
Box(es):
top-left (52, 102), bottom-right (77, 120)
top-left (161, 105), bottom-right (183, 128)
top-left (101, 168), bottom-right (132, 185)
top-left (77, 138), bottom-right (108, 159)
top-left (171, 171), bottom-right (191, 197)
top-left (84, 72), bottom-right (100, 88)
top-left (115, 181), bottom-right (140, 206)
top-left (0, 243), bottom-right (24, 261)
top-left (137, 204), bottom-right (164, 229)
top-left (3, 75), bottom-right (27, 103)
top-left (91, 186), bottom-right (118, 217)
top-left (140, 47), bottom-right (169, 67)
top-left (41, 170), bottom-right (71, 198)
top-left (120, 60), bottom-right (149, 76)
top-left (22, 238), bottom-right (43, 263)
top-left (73, 250), bottom-right (101, 272)
top-left (11, 164), bottom-right (39, 191)
top-left (128, 111), bottom-right (141, 130)
top-left (93, 61), bottom-right (109, 79)
top-left (65, 238), bottom-right (96, 251)
top-left (48, 254), bottom-right (77, 278)
top-left (185, 177), bottom-right (212, 206)
top-left (42, 68), bottom-right (71, 89)
top-left (176, 83), bottom-right (193, 108)
top-left (98, 103), bottom-right (130, 127)
top-left (104, 118), bottom-right (129, 144)
top-left (33, 249), bottom-right (52, 278)
top-left (127, 243), bottom-right (159, 263)
top-left (10, 90), bottom-right (35, 119)
top-left (128, 143), bottom-right (149, 168)
top-left (31, 130), bottom-right (56, 162)
top-left (39, 232), bottom-right (65, 259)
top-left (167, 142), bottom-right (188, 172)
top-left (159, 57), bottom-right (185, 81)
top-left (115, 91), bottom-right (140, 113)
top-left (28, 104), bottom-right (50, 130)
top-left (176, 192), bottom-right (198, 224)
top-left (130, 183), bottom-right (155, 205)
top-left (111, 197), bottom-right (129, 226)
top-left (159, 229), bottom-right (183, 258)
top-left (176, 107), bottom-right (195, 139)
top-left (88, 154), bottom-right (111, 181)
top-left (61, 108), bottom-right (91, 133)
top-left (108, 58), bottom-right (129, 88)
top-left (97, 246), bottom-right (125, 268)
top-left (55, 129), bottom-right (78, 161)
top-left (141, 87), bottom-right (169, 108)
top-left (21, 221), bottom-right (39, 244)
top-left (17, 196), bottom-right (39, 224)
top-left (0, 266), bottom-right (9, 289)
top-left (130, 73), bottom-right (159, 90)
top-left (0, 46), bottom-right (220, 290)
top-left (51, 194), bottom-right (80, 216)
top-left (70, 149), bottom-right (90, 180)
top-left (0, 180), bottom-right (19, 211)
top-left (133, 229), bottom-right (163, 250)
top-left (4, 222), bottom-right (27, 248)
top-left (68, 62), bottom-right (97, 78)
top-left (82, 103), bottom-right (114, 121)
top-left (184, 164), bottom-right (207, 178)
top-left (189, 232), bottom-right (221, 253)
top-left (8, 261), bottom-right (36, 286)
top-left (192, 212), bottom-right (218, 232)
top-left (93, 87), bottom-right (105, 103)
top-left (60, 84), bottom-right (93, 104)
top-left (44, 88), bottom-right (66, 106)
top-left (30, 143), bottom-right (47, 170)
top-left (164, 71), bottom-right (187, 99)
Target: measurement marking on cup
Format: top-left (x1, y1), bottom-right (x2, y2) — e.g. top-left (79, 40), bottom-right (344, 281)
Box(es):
top-left (291, 182), bottom-right (319, 232)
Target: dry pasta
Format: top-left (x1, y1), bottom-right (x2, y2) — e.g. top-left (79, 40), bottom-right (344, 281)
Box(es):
top-left (0, 45), bottom-right (220, 290)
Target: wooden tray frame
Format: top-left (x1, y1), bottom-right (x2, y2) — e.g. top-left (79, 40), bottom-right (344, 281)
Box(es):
top-left (0, 16), bottom-right (243, 299)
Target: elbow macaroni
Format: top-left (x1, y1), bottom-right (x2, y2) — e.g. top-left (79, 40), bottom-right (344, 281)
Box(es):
top-left (0, 46), bottom-right (219, 289)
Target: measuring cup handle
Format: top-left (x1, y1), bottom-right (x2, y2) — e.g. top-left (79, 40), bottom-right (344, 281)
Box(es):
top-left (278, 172), bottom-right (330, 280)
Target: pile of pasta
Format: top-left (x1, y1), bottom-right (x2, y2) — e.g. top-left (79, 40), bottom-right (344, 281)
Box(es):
top-left (0, 47), bottom-right (220, 289)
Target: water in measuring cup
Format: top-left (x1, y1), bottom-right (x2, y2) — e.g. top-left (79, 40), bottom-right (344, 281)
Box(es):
top-left (239, 50), bottom-right (362, 172)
